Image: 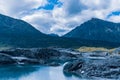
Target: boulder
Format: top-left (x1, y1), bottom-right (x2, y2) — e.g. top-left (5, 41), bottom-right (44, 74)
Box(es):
top-left (63, 60), bottom-right (84, 72)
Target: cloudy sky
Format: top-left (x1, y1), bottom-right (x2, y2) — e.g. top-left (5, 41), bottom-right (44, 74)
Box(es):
top-left (0, 0), bottom-right (120, 35)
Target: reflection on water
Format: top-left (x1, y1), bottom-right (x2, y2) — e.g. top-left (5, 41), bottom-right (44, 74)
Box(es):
top-left (0, 65), bottom-right (80, 80)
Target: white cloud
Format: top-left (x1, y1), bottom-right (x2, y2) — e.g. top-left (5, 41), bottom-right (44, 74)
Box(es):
top-left (22, 10), bottom-right (55, 34)
top-left (0, 0), bottom-right (48, 18)
top-left (108, 16), bottom-right (120, 23)
top-left (22, 0), bottom-right (120, 35)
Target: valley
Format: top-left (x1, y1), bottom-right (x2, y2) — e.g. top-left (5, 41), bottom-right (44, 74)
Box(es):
top-left (0, 14), bottom-right (120, 80)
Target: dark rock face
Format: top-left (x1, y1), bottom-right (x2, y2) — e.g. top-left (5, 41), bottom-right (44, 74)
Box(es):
top-left (0, 48), bottom-right (78, 66)
top-left (0, 53), bottom-right (16, 64)
top-left (63, 49), bottom-right (120, 79)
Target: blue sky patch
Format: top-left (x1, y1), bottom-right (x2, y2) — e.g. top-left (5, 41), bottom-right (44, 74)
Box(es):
top-left (38, 0), bottom-right (63, 10)
top-left (107, 11), bottom-right (120, 18)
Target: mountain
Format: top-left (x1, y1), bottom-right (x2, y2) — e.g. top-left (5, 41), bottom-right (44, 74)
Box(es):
top-left (64, 18), bottom-right (120, 43)
top-left (0, 14), bottom-right (84, 48)
top-left (48, 33), bottom-right (59, 37)
top-left (0, 14), bottom-right (46, 37)
top-left (0, 14), bottom-right (50, 47)
top-left (0, 14), bottom-right (120, 49)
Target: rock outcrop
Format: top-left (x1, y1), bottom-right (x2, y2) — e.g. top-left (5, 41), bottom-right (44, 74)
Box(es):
top-left (63, 48), bottom-right (120, 79)
top-left (0, 48), bottom-right (78, 66)
top-left (0, 53), bottom-right (16, 64)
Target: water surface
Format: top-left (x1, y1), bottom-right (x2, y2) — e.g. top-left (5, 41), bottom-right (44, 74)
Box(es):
top-left (0, 65), bottom-right (81, 80)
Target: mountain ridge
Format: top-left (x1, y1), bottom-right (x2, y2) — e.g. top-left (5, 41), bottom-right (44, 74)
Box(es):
top-left (64, 18), bottom-right (120, 43)
top-left (0, 14), bottom-right (84, 48)
top-left (0, 14), bottom-right (120, 48)
top-left (0, 14), bottom-right (47, 37)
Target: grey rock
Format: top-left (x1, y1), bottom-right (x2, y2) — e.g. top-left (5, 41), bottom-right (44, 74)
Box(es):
top-left (0, 48), bottom-right (77, 66)
top-left (63, 55), bottom-right (120, 79)
top-left (81, 51), bottom-right (109, 58)
top-left (0, 53), bottom-right (16, 64)
top-left (112, 47), bottom-right (120, 55)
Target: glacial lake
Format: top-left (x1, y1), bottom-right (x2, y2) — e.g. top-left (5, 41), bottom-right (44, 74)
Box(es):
top-left (0, 65), bottom-right (81, 80)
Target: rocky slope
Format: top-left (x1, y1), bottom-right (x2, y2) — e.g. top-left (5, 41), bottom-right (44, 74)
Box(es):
top-left (63, 47), bottom-right (120, 79)
top-left (0, 48), bottom-right (78, 66)
top-left (64, 18), bottom-right (120, 43)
